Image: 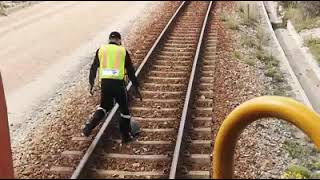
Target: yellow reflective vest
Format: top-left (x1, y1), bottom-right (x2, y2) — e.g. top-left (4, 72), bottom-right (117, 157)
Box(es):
top-left (98, 44), bottom-right (126, 80)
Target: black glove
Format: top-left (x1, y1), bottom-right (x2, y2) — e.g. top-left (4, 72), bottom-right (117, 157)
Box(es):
top-left (89, 84), bottom-right (94, 96)
top-left (132, 86), bottom-right (142, 101)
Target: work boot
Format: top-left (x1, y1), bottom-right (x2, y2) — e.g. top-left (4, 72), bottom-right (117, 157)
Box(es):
top-left (121, 125), bottom-right (140, 144)
top-left (121, 133), bottom-right (134, 144)
top-left (82, 107), bottom-right (106, 137)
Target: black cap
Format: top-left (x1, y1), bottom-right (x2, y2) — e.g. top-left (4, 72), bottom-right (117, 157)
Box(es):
top-left (109, 31), bottom-right (121, 39)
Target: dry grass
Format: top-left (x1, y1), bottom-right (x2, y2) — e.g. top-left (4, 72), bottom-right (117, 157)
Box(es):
top-left (240, 35), bottom-right (258, 48)
top-left (233, 50), bottom-right (241, 60)
top-left (219, 10), bottom-right (239, 30)
top-left (237, 2), bottom-right (260, 27)
top-left (305, 38), bottom-right (320, 64)
top-left (256, 25), bottom-right (267, 50)
top-left (283, 6), bottom-right (320, 32)
top-left (225, 16), bottom-right (239, 30)
top-left (256, 50), bottom-right (284, 83)
top-left (219, 11), bottom-right (229, 22)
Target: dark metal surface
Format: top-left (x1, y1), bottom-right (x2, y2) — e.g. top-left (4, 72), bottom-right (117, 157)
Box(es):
top-left (70, 2), bottom-right (187, 179)
top-left (168, 1), bottom-right (213, 179)
top-left (0, 72), bottom-right (14, 178)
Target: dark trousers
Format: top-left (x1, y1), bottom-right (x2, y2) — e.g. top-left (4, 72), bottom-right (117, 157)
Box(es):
top-left (88, 79), bottom-right (131, 136)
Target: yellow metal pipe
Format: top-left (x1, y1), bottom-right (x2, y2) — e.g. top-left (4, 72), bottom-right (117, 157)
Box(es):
top-left (212, 96), bottom-right (320, 179)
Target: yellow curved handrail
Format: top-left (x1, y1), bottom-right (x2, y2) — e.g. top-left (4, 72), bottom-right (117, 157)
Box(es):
top-left (213, 96), bottom-right (320, 179)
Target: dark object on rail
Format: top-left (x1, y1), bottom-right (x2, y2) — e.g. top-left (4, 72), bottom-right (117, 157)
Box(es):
top-left (130, 119), bottom-right (141, 137)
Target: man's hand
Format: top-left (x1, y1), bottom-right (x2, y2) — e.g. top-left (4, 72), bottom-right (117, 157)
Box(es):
top-left (132, 86), bottom-right (142, 101)
top-left (89, 85), bottom-right (94, 96)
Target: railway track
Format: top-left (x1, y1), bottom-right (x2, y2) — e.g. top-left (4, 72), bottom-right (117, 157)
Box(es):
top-left (170, 4), bottom-right (217, 178)
top-left (49, 1), bottom-right (218, 179)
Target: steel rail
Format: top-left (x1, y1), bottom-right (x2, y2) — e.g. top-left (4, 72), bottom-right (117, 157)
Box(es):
top-left (70, 1), bottom-right (187, 179)
top-left (168, 1), bottom-right (213, 179)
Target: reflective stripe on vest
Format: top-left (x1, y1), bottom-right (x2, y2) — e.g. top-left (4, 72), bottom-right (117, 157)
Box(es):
top-left (98, 44), bottom-right (126, 80)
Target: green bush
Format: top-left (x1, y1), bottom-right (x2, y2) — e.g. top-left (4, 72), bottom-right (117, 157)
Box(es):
top-left (281, 165), bottom-right (311, 179)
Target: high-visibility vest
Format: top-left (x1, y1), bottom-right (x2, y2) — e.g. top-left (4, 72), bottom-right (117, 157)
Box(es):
top-left (98, 44), bottom-right (126, 80)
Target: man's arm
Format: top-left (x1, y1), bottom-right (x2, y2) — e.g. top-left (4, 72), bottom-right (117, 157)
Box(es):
top-left (89, 49), bottom-right (100, 88)
top-left (125, 50), bottom-right (139, 88)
